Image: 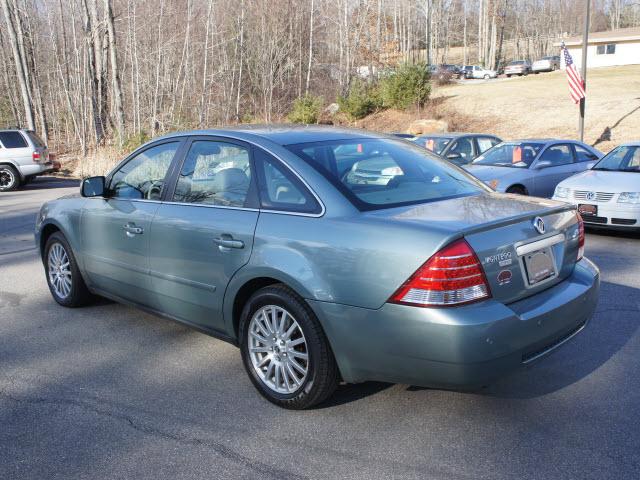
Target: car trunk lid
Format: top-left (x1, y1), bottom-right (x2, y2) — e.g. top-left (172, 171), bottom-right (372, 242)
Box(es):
top-left (367, 192), bottom-right (582, 305)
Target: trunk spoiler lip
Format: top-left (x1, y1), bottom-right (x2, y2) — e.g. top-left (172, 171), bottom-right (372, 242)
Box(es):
top-left (458, 203), bottom-right (576, 237)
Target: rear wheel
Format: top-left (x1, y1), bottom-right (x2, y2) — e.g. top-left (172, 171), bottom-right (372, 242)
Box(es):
top-left (239, 284), bottom-right (338, 409)
top-left (44, 232), bottom-right (94, 307)
top-left (506, 185), bottom-right (527, 195)
top-left (0, 165), bottom-right (19, 192)
top-left (483, 74), bottom-right (490, 80)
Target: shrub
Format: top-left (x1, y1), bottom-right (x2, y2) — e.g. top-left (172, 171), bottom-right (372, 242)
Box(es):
top-left (337, 79), bottom-right (382, 120)
top-left (288, 94), bottom-right (323, 124)
top-left (123, 130), bottom-right (150, 151)
top-left (380, 63), bottom-right (431, 109)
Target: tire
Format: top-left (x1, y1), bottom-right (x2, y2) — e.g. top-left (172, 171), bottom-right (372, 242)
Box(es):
top-left (239, 284), bottom-right (338, 409)
top-left (0, 165), bottom-right (20, 192)
top-left (44, 232), bottom-right (94, 307)
top-left (506, 185), bottom-right (527, 195)
top-left (484, 74), bottom-right (490, 80)
top-left (506, 74), bottom-right (511, 78)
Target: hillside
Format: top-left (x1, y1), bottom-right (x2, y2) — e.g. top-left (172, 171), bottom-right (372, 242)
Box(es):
top-left (361, 65), bottom-right (640, 153)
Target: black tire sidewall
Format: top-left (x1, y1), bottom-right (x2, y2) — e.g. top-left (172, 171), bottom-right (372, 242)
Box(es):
top-left (0, 165), bottom-right (19, 191)
top-left (239, 286), bottom-right (331, 407)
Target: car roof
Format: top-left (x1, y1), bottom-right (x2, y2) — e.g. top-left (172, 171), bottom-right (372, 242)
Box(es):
top-left (417, 132), bottom-right (498, 138)
top-left (153, 125), bottom-right (388, 146)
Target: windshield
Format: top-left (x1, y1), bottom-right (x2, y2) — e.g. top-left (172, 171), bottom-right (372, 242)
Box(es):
top-left (509, 61), bottom-right (525, 65)
top-left (414, 136), bottom-right (452, 155)
top-left (472, 142), bottom-right (543, 168)
top-left (592, 145), bottom-right (640, 172)
top-left (286, 138), bottom-right (487, 210)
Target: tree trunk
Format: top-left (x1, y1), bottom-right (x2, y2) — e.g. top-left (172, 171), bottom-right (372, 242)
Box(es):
top-left (104, 0), bottom-right (125, 145)
top-left (1, 0), bottom-right (35, 129)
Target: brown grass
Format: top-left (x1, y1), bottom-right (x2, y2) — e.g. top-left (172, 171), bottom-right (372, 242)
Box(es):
top-left (434, 65), bottom-right (640, 152)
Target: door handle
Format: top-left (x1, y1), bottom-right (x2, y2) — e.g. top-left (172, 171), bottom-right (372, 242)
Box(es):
top-left (123, 223), bottom-right (144, 236)
top-left (213, 236), bottom-right (244, 250)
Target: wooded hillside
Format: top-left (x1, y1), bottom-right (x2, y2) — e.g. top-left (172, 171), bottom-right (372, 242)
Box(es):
top-left (1, 0), bottom-right (639, 155)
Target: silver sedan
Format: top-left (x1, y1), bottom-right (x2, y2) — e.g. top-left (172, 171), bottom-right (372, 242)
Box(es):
top-left (464, 139), bottom-right (603, 197)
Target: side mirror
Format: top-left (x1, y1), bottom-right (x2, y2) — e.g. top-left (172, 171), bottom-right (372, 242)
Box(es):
top-left (81, 176), bottom-right (106, 197)
top-left (535, 160), bottom-right (553, 169)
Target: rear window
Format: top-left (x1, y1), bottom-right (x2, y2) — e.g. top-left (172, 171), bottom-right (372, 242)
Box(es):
top-left (285, 138), bottom-right (487, 211)
top-left (26, 131), bottom-right (46, 148)
top-left (0, 131), bottom-right (28, 148)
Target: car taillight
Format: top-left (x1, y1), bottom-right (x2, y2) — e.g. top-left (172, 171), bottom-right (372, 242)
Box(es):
top-left (577, 212), bottom-right (585, 261)
top-left (389, 238), bottom-right (491, 307)
top-left (32, 151), bottom-right (41, 162)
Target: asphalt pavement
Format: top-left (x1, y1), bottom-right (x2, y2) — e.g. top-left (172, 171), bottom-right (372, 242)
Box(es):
top-left (1, 177), bottom-right (639, 479)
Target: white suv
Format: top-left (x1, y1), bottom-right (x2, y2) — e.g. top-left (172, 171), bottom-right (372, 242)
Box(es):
top-left (0, 129), bottom-right (53, 191)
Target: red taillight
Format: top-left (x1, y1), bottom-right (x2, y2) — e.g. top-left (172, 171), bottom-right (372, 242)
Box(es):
top-left (577, 212), bottom-right (585, 261)
top-left (32, 151), bottom-right (41, 162)
top-left (390, 238), bottom-right (491, 307)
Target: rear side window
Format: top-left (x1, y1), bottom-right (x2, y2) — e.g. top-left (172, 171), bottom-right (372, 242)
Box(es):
top-left (254, 149), bottom-right (321, 214)
top-left (539, 144), bottom-right (574, 166)
top-left (25, 131), bottom-right (46, 148)
top-left (477, 137), bottom-right (500, 154)
top-left (0, 131), bottom-right (28, 148)
top-left (286, 138), bottom-right (486, 211)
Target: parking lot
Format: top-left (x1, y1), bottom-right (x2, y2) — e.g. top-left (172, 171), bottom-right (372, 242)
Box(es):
top-left (1, 177), bottom-right (639, 480)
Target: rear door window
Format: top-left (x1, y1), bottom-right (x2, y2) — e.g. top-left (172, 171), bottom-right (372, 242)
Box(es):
top-left (539, 144), bottom-right (574, 166)
top-left (0, 131), bottom-right (28, 148)
top-left (448, 137), bottom-right (475, 160)
top-left (173, 141), bottom-right (252, 207)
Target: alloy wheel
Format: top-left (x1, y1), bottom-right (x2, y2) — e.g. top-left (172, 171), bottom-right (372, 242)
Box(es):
top-left (48, 243), bottom-right (72, 299)
top-left (0, 168), bottom-right (15, 189)
top-left (248, 305), bottom-right (309, 394)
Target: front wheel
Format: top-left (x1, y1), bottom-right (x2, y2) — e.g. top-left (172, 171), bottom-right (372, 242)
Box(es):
top-left (44, 232), bottom-right (94, 307)
top-left (239, 284), bottom-right (338, 409)
top-left (0, 165), bottom-right (19, 191)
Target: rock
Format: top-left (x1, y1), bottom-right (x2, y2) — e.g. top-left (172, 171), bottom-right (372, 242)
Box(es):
top-left (407, 119), bottom-right (448, 135)
top-left (324, 103), bottom-right (340, 115)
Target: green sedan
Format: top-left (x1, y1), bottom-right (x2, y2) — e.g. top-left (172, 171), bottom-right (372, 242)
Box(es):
top-left (35, 126), bottom-right (600, 409)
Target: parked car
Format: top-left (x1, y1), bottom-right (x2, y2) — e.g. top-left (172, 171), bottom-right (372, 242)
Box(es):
top-left (504, 60), bottom-right (532, 77)
top-left (412, 133), bottom-right (502, 165)
top-left (36, 126), bottom-right (599, 409)
top-left (552, 142), bottom-right (640, 230)
top-left (532, 55), bottom-right (561, 73)
top-left (463, 65), bottom-right (498, 79)
top-left (0, 128), bottom-right (53, 191)
top-left (465, 139), bottom-right (603, 197)
top-left (439, 64), bottom-right (463, 78)
top-left (391, 133), bottom-right (418, 141)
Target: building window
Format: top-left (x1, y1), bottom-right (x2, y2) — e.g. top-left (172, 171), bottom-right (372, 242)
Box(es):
top-left (596, 43), bottom-right (616, 55)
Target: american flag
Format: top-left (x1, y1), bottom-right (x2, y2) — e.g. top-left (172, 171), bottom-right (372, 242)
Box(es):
top-left (562, 43), bottom-right (586, 104)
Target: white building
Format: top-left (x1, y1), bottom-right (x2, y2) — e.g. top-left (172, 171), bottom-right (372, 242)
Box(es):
top-left (554, 26), bottom-right (640, 69)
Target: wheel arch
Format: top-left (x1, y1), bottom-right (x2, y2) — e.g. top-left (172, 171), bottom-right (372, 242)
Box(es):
top-left (506, 183), bottom-right (528, 195)
top-left (0, 161), bottom-right (24, 181)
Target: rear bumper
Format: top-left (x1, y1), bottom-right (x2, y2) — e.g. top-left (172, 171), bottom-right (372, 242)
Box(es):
top-left (17, 162), bottom-right (55, 177)
top-left (309, 258), bottom-right (600, 387)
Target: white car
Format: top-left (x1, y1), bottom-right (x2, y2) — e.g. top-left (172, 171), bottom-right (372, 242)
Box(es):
top-left (553, 143), bottom-right (640, 230)
top-left (463, 65), bottom-right (497, 79)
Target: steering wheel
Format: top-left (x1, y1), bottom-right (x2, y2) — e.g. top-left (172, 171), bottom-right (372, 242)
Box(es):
top-left (146, 180), bottom-right (164, 200)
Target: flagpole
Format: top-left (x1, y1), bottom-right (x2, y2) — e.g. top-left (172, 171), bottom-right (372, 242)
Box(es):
top-left (579, 0), bottom-right (591, 142)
